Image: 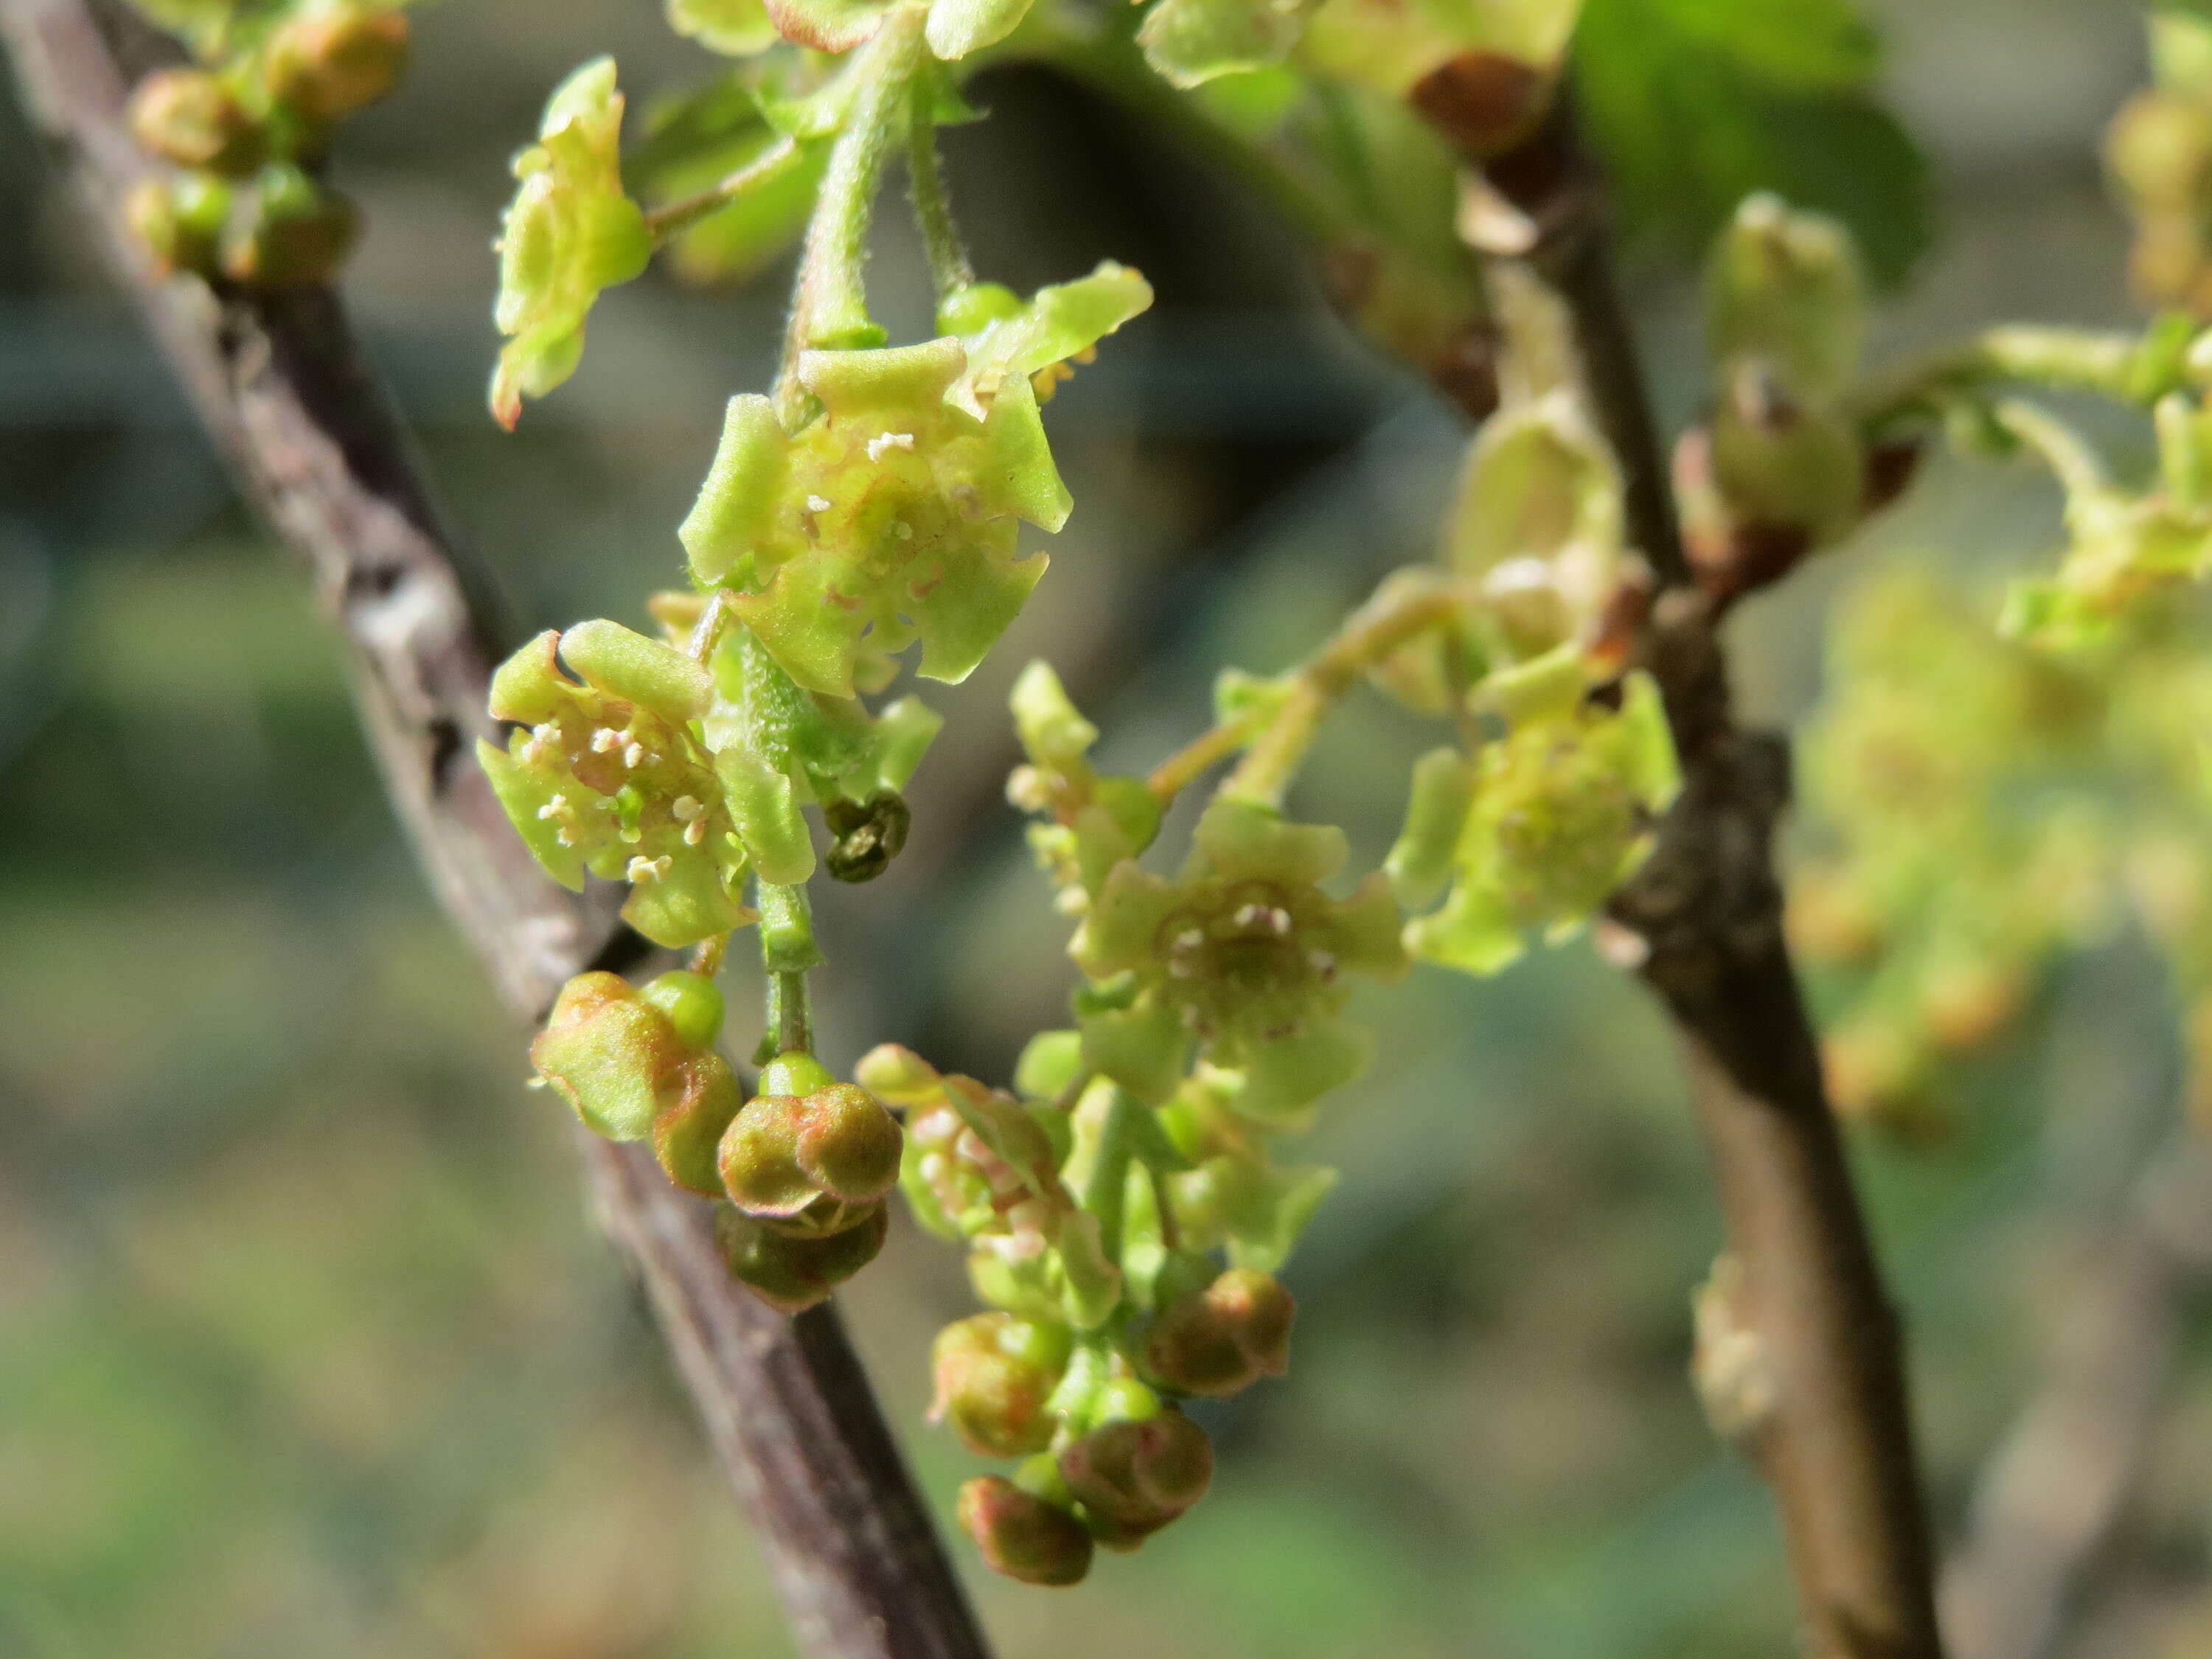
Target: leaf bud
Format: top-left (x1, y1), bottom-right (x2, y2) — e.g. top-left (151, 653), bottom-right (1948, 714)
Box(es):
top-left (1057, 1410), bottom-right (1213, 1549)
top-left (1143, 1267), bottom-right (1294, 1397)
top-left (929, 1313), bottom-right (1071, 1458)
top-left (221, 164), bottom-right (359, 288)
top-left (714, 1201), bottom-right (888, 1313)
top-left (264, 1), bottom-right (411, 121)
top-left (956, 1476), bottom-right (1093, 1586)
top-left (127, 69), bottom-right (263, 174)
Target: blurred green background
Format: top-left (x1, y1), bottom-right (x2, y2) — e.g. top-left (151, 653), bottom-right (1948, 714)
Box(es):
top-left (4, 2), bottom-right (2207, 1656)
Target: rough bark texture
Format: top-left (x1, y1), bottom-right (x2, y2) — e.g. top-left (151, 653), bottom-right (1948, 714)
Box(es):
top-left (0, 4), bottom-right (992, 1655)
top-left (1437, 94), bottom-right (1948, 1659)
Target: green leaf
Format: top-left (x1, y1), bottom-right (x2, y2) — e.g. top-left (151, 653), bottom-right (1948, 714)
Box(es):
top-left (1574, 0), bottom-right (1927, 288)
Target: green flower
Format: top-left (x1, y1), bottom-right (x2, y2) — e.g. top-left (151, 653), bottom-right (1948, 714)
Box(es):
top-left (490, 58), bottom-right (651, 428)
top-left (1398, 669), bottom-right (1680, 975)
top-left (681, 272), bottom-right (1148, 697)
top-left (1073, 799), bottom-right (1407, 1121)
top-left (478, 622), bottom-right (754, 947)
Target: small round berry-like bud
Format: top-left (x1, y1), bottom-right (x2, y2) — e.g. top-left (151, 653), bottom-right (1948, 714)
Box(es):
top-left (930, 1313), bottom-right (1071, 1458)
top-left (127, 173), bottom-right (233, 279)
top-left (713, 1201), bottom-right (887, 1313)
top-left (264, 1), bottom-right (411, 121)
top-left (221, 164), bottom-right (359, 288)
top-left (793, 1083), bottom-right (902, 1204)
top-left (1057, 1410), bottom-right (1213, 1549)
top-left (650, 1052), bottom-right (744, 1197)
top-left (127, 69), bottom-right (262, 174)
top-left (1091, 1375), bottom-right (1163, 1427)
top-left (1143, 1268), bottom-right (1295, 1398)
top-left (956, 1476), bottom-right (1093, 1586)
top-left (718, 1094), bottom-right (818, 1218)
top-left (639, 969), bottom-right (723, 1050)
top-left (758, 1050), bottom-right (837, 1098)
top-left (531, 971), bottom-right (685, 1142)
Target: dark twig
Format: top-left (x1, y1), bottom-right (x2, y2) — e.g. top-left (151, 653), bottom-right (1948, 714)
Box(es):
top-left (1426, 86), bottom-right (1947, 1659)
top-left (0, 2), bottom-right (990, 1654)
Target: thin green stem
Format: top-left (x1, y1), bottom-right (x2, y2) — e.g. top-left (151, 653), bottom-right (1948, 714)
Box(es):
top-left (1081, 1086), bottom-right (1140, 1266)
top-left (1849, 325), bottom-right (2147, 431)
top-left (769, 968), bottom-right (813, 1056)
top-left (644, 135), bottom-right (804, 243)
top-left (757, 881), bottom-right (821, 1058)
top-left (1991, 397), bottom-right (2110, 501)
top-left (779, 2), bottom-right (929, 418)
top-left (1217, 571), bottom-right (1465, 807)
top-left (905, 80), bottom-right (974, 310)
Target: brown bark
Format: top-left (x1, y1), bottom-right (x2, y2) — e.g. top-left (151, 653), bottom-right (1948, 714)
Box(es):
top-left (0, 3), bottom-right (990, 1655)
top-left (1439, 94), bottom-right (1948, 1659)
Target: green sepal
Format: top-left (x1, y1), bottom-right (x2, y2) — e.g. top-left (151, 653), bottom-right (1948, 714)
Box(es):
top-left (667, 0), bottom-right (782, 55)
top-left (925, 0), bottom-right (1034, 60)
top-left (1014, 1029), bottom-right (1086, 1101)
top-left (716, 747), bottom-right (818, 883)
top-left (947, 262), bottom-right (1155, 422)
top-left (1386, 747), bottom-right (1475, 907)
top-left (1171, 1154), bottom-right (1338, 1274)
top-left (1138, 0), bottom-right (1321, 88)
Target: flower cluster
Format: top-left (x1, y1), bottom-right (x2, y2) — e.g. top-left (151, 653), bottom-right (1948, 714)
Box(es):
top-left (866, 1040), bottom-right (1295, 1583)
top-left (121, 0), bottom-right (406, 288)
top-left (2107, 9), bottom-right (2212, 316)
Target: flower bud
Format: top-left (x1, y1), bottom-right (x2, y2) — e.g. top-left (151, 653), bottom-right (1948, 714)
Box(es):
top-left (650, 1053), bottom-right (745, 1197)
top-left (126, 173), bottom-right (232, 279)
top-left (956, 1476), bottom-right (1093, 1586)
top-left (127, 69), bottom-right (262, 174)
top-left (264, 1), bottom-right (411, 121)
top-left (929, 1313), bottom-right (1071, 1458)
top-left (1708, 361), bottom-right (1865, 543)
top-left (1144, 1267), bottom-right (1294, 1397)
top-left (1057, 1410), bottom-right (1213, 1549)
top-left (1703, 192), bottom-right (1866, 400)
top-left (638, 969), bottom-right (723, 1049)
top-left (714, 1201), bottom-right (888, 1313)
top-left (824, 790), bottom-right (911, 883)
top-left (531, 971), bottom-right (686, 1141)
top-left (719, 1082), bottom-right (902, 1216)
top-left (221, 164), bottom-right (359, 288)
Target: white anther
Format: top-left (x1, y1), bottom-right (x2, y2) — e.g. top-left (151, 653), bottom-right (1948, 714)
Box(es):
top-left (591, 727), bottom-right (622, 753)
top-left (672, 795), bottom-right (703, 821)
top-left (626, 855), bottom-right (672, 883)
top-left (805, 494), bottom-right (832, 513)
top-left (535, 794), bottom-right (568, 820)
top-left (893, 521), bottom-right (914, 540)
top-left (1174, 927), bottom-right (1204, 951)
top-left (866, 431), bottom-right (916, 462)
top-left (683, 820), bottom-right (704, 846)
top-left (1265, 906), bottom-right (1292, 935)
top-left (622, 742), bottom-right (646, 768)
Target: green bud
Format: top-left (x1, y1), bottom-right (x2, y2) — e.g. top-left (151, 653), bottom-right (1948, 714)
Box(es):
top-left (1091, 1375), bottom-right (1163, 1426)
top-left (1013, 1029), bottom-right (1085, 1102)
top-left (126, 69), bottom-right (262, 175)
top-left (1011, 660), bottom-right (1099, 778)
top-left (126, 173), bottom-right (232, 279)
top-left (714, 1201), bottom-right (888, 1313)
top-left (956, 1476), bottom-right (1093, 1586)
top-left (650, 1052), bottom-right (746, 1195)
top-left (930, 1312), bottom-right (1071, 1458)
top-left (1143, 1267), bottom-right (1294, 1398)
top-left (1708, 361), bottom-right (1865, 542)
top-left (719, 1082), bottom-right (902, 1216)
top-left (759, 1050), bottom-right (837, 1097)
top-left (530, 971), bottom-right (684, 1141)
top-left (264, 1), bottom-right (411, 121)
top-left (1057, 1410), bottom-right (1214, 1549)
top-left (639, 969), bottom-right (724, 1048)
top-left (221, 164), bottom-right (359, 288)
top-left (1703, 192), bottom-right (1866, 401)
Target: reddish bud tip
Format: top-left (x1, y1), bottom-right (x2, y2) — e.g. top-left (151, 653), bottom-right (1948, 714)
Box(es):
top-left (127, 69), bottom-right (262, 174)
top-left (265, 1), bottom-right (411, 121)
top-left (956, 1477), bottom-right (1093, 1586)
top-left (930, 1314), bottom-right (1069, 1459)
top-left (1057, 1411), bottom-right (1213, 1549)
top-left (1143, 1268), bottom-right (1295, 1398)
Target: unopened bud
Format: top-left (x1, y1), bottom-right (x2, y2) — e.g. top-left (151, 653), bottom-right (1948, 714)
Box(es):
top-left (127, 69), bottom-right (262, 174)
top-left (930, 1313), bottom-right (1072, 1458)
top-left (1144, 1267), bottom-right (1294, 1397)
top-left (1708, 362), bottom-right (1864, 544)
top-left (957, 1476), bottom-right (1092, 1585)
top-left (265, 1), bottom-right (411, 121)
top-left (650, 1053), bottom-right (745, 1197)
top-left (222, 164), bottom-right (358, 288)
top-left (531, 971), bottom-right (684, 1141)
top-left (719, 1082), bottom-right (902, 1216)
top-left (714, 1201), bottom-right (887, 1313)
top-left (639, 969), bottom-right (723, 1050)
top-left (126, 173), bottom-right (232, 279)
top-left (1703, 192), bottom-right (1866, 400)
top-left (824, 790), bottom-right (911, 883)
top-left (1057, 1410), bottom-right (1213, 1549)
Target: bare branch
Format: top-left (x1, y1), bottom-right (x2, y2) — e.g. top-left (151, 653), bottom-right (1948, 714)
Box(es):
top-left (1430, 91), bottom-right (1948, 1659)
top-left (0, 3), bottom-right (990, 1654)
